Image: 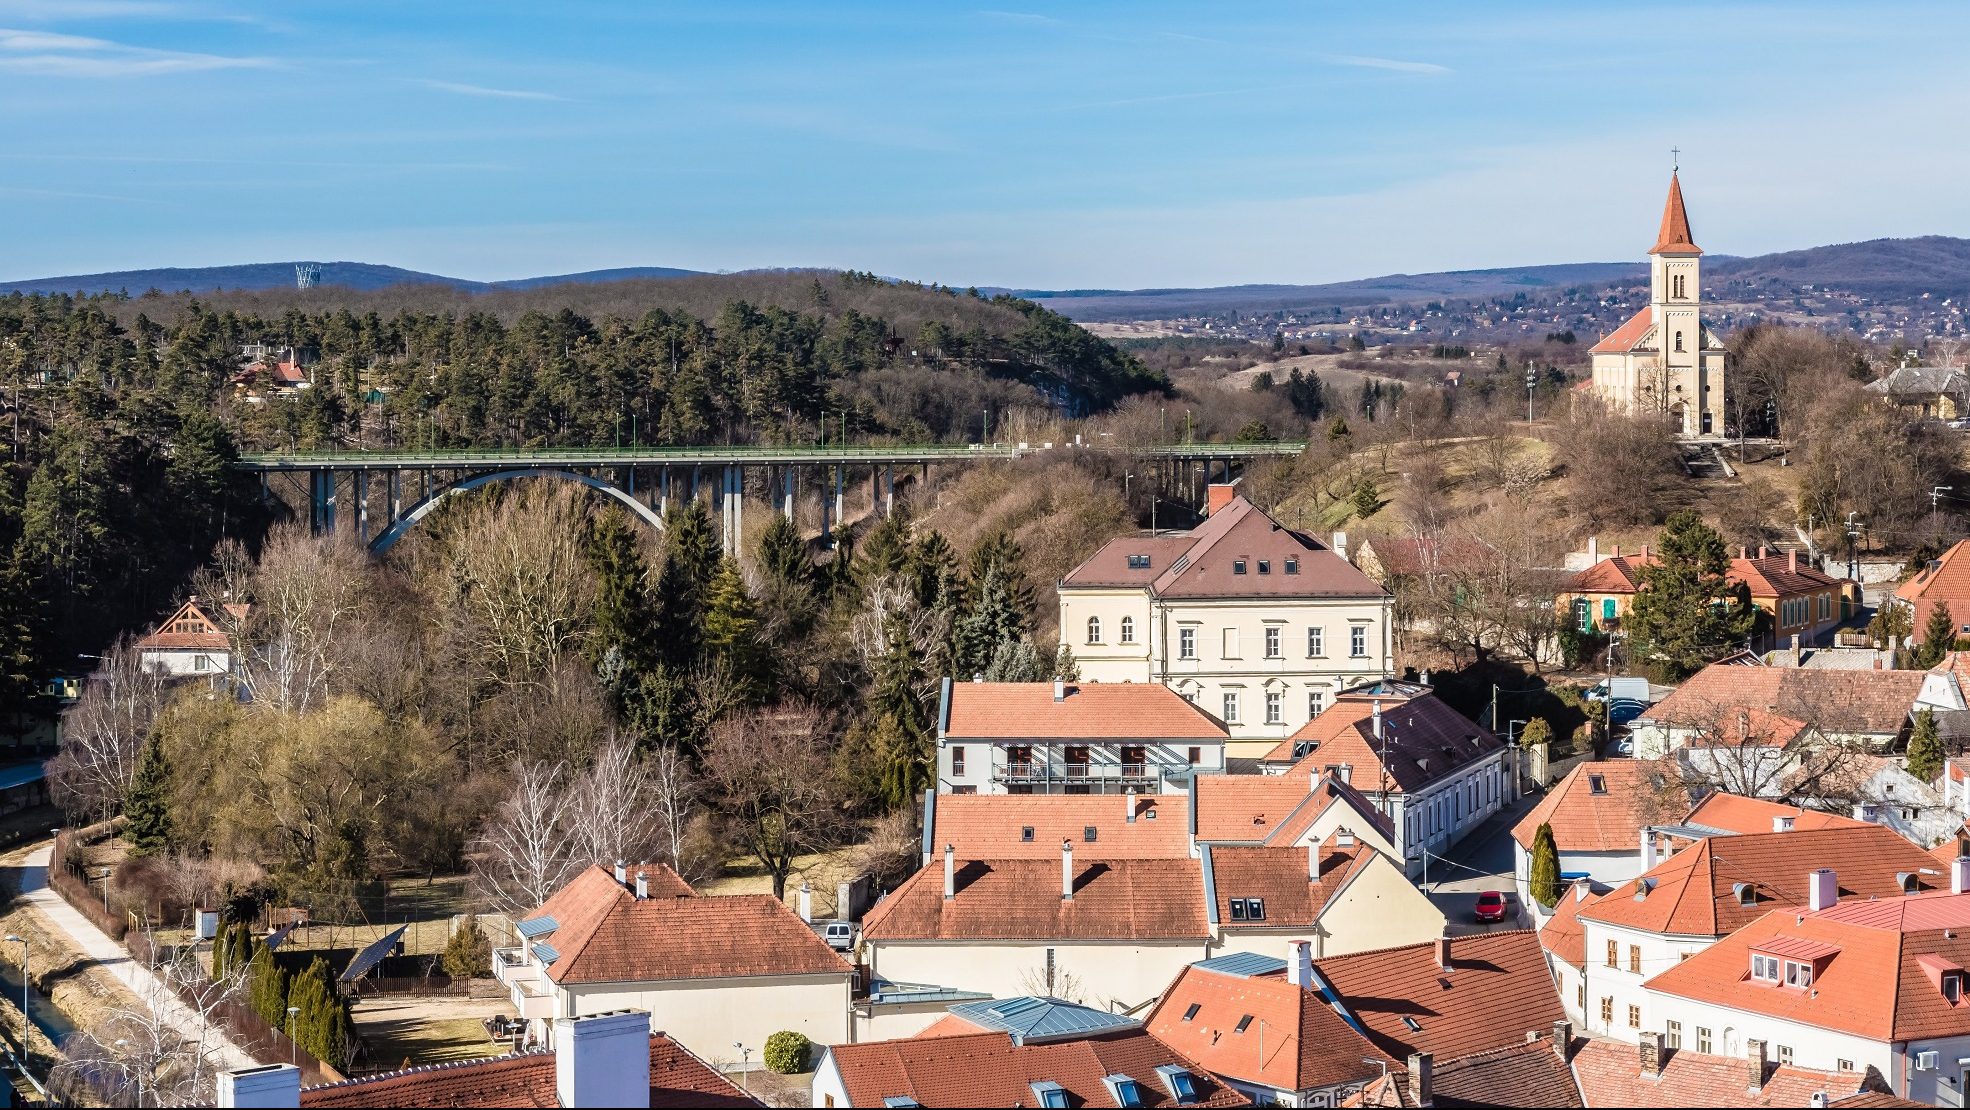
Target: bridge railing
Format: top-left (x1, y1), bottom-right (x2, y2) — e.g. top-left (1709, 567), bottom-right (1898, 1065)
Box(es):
top-left (235, 440), bottom-right (1310, 468)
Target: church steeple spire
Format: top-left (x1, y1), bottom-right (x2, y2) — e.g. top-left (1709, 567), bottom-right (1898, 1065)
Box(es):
top-left (1649, 172), bottom-right (1701, 256)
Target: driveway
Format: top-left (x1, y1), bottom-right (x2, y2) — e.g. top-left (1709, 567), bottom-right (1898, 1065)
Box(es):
top-left (1424, 792), bottom-right (1540, 937)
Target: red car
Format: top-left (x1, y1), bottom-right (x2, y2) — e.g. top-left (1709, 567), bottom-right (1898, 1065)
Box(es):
top-left (1474, 891), bottom-right (1508, 923)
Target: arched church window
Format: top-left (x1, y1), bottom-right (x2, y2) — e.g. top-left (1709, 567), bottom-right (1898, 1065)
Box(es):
top-left (1675, 332), bottom-right (1685, 353)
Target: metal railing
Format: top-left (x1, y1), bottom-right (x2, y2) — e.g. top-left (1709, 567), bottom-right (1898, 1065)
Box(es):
top-left (233, 439), bottom-right (1311, 470)
top-left (997, 762), bottom-right (1159, 783)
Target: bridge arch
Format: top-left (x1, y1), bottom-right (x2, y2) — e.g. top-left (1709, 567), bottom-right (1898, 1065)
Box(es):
top-left (366, 468), bottom-right (662, 554)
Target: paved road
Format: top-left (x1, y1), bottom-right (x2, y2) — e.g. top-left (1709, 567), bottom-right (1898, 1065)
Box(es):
top-left (17, 842), bottom-right (254, 1070)
top-left (1424, 792), bottom-right (1542, 937)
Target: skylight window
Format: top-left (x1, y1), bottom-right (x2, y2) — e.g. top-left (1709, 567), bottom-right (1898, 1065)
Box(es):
top-left (1126, 554), bottom-right (1152, 569)
top-left (1020, 826), bottom-right (1034, 842)
top-left (1588, 774), bottom-right (1607, 795)
top-left (1233, 559), bottom-right (1248, 575)
top-left (1031, 1081), bottom-right (1069, 1109)
top-left (1181, 1003), bottom-right (1201, 1022)
top-left (1234, 1015), bottom-right (1254, 1034)
top-left (1402, 1016), bottom-right (1423, 1033)
top-left (1227, 897), bottom-right (1266, 922)
top-left (1285, 557), bottom-right (1299, 575)
top-left (1257, 560), bottom-right (1271, 575)
top-left (1084, 826), bottom-right (1098, 843)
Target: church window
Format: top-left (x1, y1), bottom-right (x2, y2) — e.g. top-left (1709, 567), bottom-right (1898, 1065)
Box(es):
top-left (1674, 331), bottom-right (1685, 353)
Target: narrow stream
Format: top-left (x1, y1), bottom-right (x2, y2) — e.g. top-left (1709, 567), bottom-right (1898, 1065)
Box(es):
top-left (0, 960), bottom-right (76, 1044)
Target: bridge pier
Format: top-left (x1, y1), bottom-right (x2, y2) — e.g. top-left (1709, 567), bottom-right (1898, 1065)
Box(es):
top-left (781, 467), bottom-right (795, 522)
top-left (388, 471), bottom-right (402, 524)
top-left (833, 466), bottom-right (844, 539)
top-left (356, 470), bottom-right (370, 543)
top-left (885, 463), bottom-right (894, 517)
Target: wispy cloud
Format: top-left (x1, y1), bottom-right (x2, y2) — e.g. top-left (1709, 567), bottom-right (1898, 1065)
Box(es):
top-left (1319, 53), bottom-right (1451, 75)
top-left (0, 26), bottom-right (271, 75)
top-left (416, 78), bottom-right (568, 102)
top-left (976, 10), bottom-right (1062, 25)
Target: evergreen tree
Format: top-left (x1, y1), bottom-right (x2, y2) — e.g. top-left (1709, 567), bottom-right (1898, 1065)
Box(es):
top-left (1917, 603), bottom-right (1958, 669)
top-left (249, 942), bottom-right (289, 1028)
top-left (126, 731), bottom-right (174, 856)
top-left (1530, 822), bottom-right (1562, 907)
top-left (1626, 510), bottom-right (1757, 681)
top-left (953, 565), bottom-right (1027, 678)
top-left (1052, 643), bottom-right (1081, 682)
top-left (755, 515), bottom-right (811, 593)
top-left (1909, 708), bottom-right (1945, 783)
top-left (701, 558), bottom-right (768, 699)
top-left (982, 639), bottom-right (1046, 682)
top-left (651, 499), bottom-right (719, 668)
top-left (585, 508), bottom-right (661, 720)
top-left (1519, 717), bottom-right (1553, 749)
top-left (441, 915), bottom-right (494, 979)
top-left (855, 512), bottom-right (913, 588)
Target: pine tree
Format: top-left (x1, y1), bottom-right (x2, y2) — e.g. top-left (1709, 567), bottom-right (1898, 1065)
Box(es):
top-left (755, 515), bottom-right (811, 593)
top-left (441, 915), bottom-right (494, 979)
top-left (249, 942), bottom-right (289, 1028)
top-left (1626, 510), bottom-right (1757, 681)
top-left (982, 639), bottom-right (1046, 682)
top-left (1917, 603), bottom-right (1958, 669)
top-left (1052, 643), bottom-right (1081, 682)
top-left (701, 558), bottom-right (768, 699)
top-left (651, 499), bottom-right (719, 669)
top-left (125, 731), bottom-right (173, 856)
top-left (585, 507), bottom-right (659, 676)
top-left (855, 512), bottom-right (913, 589)
top-left (1909, 708), bottom-right (1945, 783)
top-left (953, 565), bottom-right (1026, 678)
top-left (1530, 822), bottom-right (1562, 907)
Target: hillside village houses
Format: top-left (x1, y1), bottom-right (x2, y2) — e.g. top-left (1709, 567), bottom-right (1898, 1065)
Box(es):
top-left (133, 595), bottom-right (245, 677)
top-left (934, 678), bottom-right (1228, 795)
top-left (1556, 537), bottom-right (1859, 652)
top-left (1895, 538), bottom-right (1970, 649)
top-left (1057, 485), bottom-right (1395, 757)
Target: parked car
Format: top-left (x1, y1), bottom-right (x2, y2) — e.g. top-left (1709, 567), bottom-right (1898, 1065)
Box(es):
top-left (1474, 891), bottom-right (1508, 924)
top-left (820, 921), bottom-right (856, 951)
top-left (1614, 736), bottom-right (1635, 757)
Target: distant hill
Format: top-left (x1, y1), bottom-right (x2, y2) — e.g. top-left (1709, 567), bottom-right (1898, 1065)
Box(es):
top-left (0, 260), bottom-right (705, 297)
top-left (1709, 236), bottom-right (1970, 300)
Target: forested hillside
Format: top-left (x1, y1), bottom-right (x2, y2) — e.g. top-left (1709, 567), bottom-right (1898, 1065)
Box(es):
top-left (0, 271), bottom-right (1161, 718)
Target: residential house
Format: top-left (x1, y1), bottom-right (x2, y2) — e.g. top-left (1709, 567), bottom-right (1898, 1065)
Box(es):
top-left (935, 679), bottom-right (1227, 796)
top-left (1058, 486), bottom-right (1395, 756)
top-left (1558, 545), bottom-right (1856, 652)
top-left (1347, 1031), bottom-right (1586, 1108)
top-left (862, 788), bottom-right (1434, 1017)
top-left (218, 1010), bottom-right (757, 1109)
top-left (1643, 868), bottom-right (1970, 1106)
top-left (1629, 662), bottom-right (1923, 767)
top-left (1792, 756), bottom-right (1957, 849)
top-left (1541, 881), bottom-right (1596, 1028)
top-left (1569, 1034), bottom-right (1888, 1109)
top-left (1146, 944), bottom-right (1399, 1107)
top-left (811, 996), bottom-right (1246, 1108)
top-left (1192, 770), bottom-right (1400, 860)
top-left (1894, 539), bottom-right (1970, 648)
top-left (134, 596), bottom-right (246, 678)
top-left (1574, 824), bottom-right (1942, 1046)
top-left (491, 864), bottom-right (852, 1065)
top-left (1511, 761), bottom-right (1681, 917)
top-left (1260, 680), bottom-right (1508, 878)
top-left (1864, 363), bottom-right (1970, 420)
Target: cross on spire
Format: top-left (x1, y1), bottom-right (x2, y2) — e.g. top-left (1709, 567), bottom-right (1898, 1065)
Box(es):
top-left (1671, 146), bottom-right (1680, 172)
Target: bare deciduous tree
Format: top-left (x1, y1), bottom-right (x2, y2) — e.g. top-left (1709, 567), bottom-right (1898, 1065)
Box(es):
top-left (438, 483), bottom-right (597, 693)
top-left (53, 948), bottom-right (246, 1108)
top-left (470, 759), bottom-right (579, 917)
top-left (49, 634), bottom-right (165, 824)
top-left (567, 734), bottom-right (663, 871)
top-left (646, 742), bottom-right (717, 886)
top-left (233, 525), bottom-right (372, 714)
top-left (704, 702), bottom-right (843, 900)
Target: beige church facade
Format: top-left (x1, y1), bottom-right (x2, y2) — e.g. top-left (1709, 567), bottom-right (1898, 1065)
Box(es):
top-left (1588, 173), bottom-right (1726, 436)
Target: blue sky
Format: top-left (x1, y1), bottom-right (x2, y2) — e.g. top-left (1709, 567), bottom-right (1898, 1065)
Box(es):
top-left (4, 1), bottom-right (1970, 288)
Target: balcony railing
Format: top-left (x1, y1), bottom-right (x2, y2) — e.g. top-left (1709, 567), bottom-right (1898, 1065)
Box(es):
top-left (996, 762), bottom-right (1158, 783)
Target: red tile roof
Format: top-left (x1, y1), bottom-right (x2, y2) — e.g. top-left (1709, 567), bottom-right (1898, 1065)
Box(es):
top-left (1645, 891), bottom-right (1970, 1042)
top-left (860, 856), bottom-right (1210, 942)
top-left (1896, 539), bottom-right (1970, 646)
top-left (1563, 551), bottom-right (1848, 601)
top-left (1539, 881), bottom-right (1597, 970)
top-left (1311, 931), bottom-right (1565, 1063)
top-left (1578, 825), bottom-right (1940, 938)
top-left (1207, 836), bottom-right (1379, 927)
top-left (1062, 495), bottom-right (1387, 600)
top-left (1193, 772), bottom-right (1395, 848)
top-left (930, 793), bottom-right (1192, 859)
top-left (1639, 663), bottom-right (1922, 740)
top-left (1649, 172), bottom-right (1703, 256)
top-left (1432, 1037), bottom-right (1584, 1108)
top-left (1588, 308), bottom-right (1658, 356)
top-left (525, 865), bottom-right (849, 984)
top-left (825, 1028), bottom-right (1248, 1108)
top-left (1147, 961), bottom-right (1396, 1094)
top-left (1569, 1039), bottom-right (1865, 1109)
top-left (1682, 792), bottom-right (1868, 835)
top-left (301, 1034), bottom-right (757, 1107)
top-left (134, 597), bottom-right (244, 653)
top-left (944, 682), bottom-right (1229, 741)
top-left (1511, 761), bottom-right (1672, 852)
top-left (1266, 689), bottom-right (1500, 796)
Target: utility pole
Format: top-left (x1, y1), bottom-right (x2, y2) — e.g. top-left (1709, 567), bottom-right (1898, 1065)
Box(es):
top-left (1845, 511), bottom-right (1863, 582)
top-left (1525, 362), bottom-right (1537, 424)
top-left (1934, 486), bottom-right (1952, 537)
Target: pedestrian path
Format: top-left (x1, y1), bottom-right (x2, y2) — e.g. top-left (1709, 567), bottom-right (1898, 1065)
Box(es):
top-left (17, 842), bottom-right (254, 1071)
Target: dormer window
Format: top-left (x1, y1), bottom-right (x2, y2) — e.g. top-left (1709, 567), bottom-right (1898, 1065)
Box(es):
top-left (1030, 1082), bottom-right (1069, 1109)
top-left (1734, 882), bottom-right (1756, 906)
top-left (1785, 960), bottom-right (1813, 988)
top-left (1900, 872), bottom-right (1921, 895)
top-left (1101, 1075), bottom-right (1145, 1109)
top-left (1752, 953), bottom-right (1780, 981)
top-left (1155, 1065), bottom-right (1201, 1105)
top-left (1947, 974), bottom-right (1962, 1004)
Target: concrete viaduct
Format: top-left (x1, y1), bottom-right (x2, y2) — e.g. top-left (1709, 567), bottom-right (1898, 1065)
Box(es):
top-left (232, 441), bottom-right (1307, 554)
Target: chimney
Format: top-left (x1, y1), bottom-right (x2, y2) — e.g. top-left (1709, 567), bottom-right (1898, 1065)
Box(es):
top-left (1809, 868), bottom-right (1837, 911)
top-left (1811, 1095), bottom-right (1829, 1110)
top-left (798, 882), bottom-right (813, 924)
top-left (1552, 1020), bottom-right (1572, 1060)
top-left (943, 843), bottom-right (956, 900)
top-left (1575, 879), bottom-right (1590, 903)
top-left (1337, 828), bottom-right (1356, 850)
top-left (1372, 700), bottom-right (1384, 741)
top-left (1746, 1039), bottom-right (1767, 1092)
top-left (217, 1064), bottom-right (301, 1109)
top-left (1792, 633), bottom-right (1802, 667)
top-left (1954, 856), bottom-right (1970, 895)
top-left (1739, 545), bottom-right (1747, 560)
top-left (1125, 786), bottom-right (1137, 824)
top-left (1338, 762), bottom-right (1353, 784)
top-left (613, 860), bottom-right (627, 885)
top-left (838, 880), bottom-right (854, 918)
top-left (1641, 544), bottom-right (1651, 559)
top-left (1310, 839), bottom-right (1324, 882)
top-left (1288, 939), bottom-right (1314, 990)
top-left (1333, 530), bottom-right (1350, 562)
top-left (555, 1010), bottom-right (652, 1110)
top-left (634, 871), bottom-right (648, 899)
top-left (1612, 544), bottom-right (1622, 558)
top-left (1062, 839), bottom-right (1075, 901)
top-left (1053, 677), bottom-right (1066, 702)
top-left (1639, 1030), bottom-right (1664, 1078)
top-left (1759, 545), bottom-right (1769, 559)
top-left (1789, 549), bottom-right (1799, 574)
top-left (1206, 483), bottom-right (1238, 516)
top-left (1588, 536), bottom-right (1599, 564)
top-left (1640, 828), bottom-right (1658, 872)
top-left (1407, 1052), bottom-right (1433, 1108)
top-left (1434, 935), bottom-right (1450, 971)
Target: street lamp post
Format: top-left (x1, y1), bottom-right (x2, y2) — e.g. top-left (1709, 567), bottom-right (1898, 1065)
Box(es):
top-left (287, 1005), bottom-right (300, 1065)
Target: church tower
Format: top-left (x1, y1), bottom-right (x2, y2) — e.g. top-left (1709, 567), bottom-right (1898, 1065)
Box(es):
top-left (1589, 171), bottom-right (1725, 435)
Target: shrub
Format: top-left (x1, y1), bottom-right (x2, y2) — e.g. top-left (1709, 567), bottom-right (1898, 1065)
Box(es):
top-left (441, 915), bottom-right (494, 980)
top-left (1530, 822), bottom-right (1562, 908)
top-left (764, 1030), bottom-right (811, 1074)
